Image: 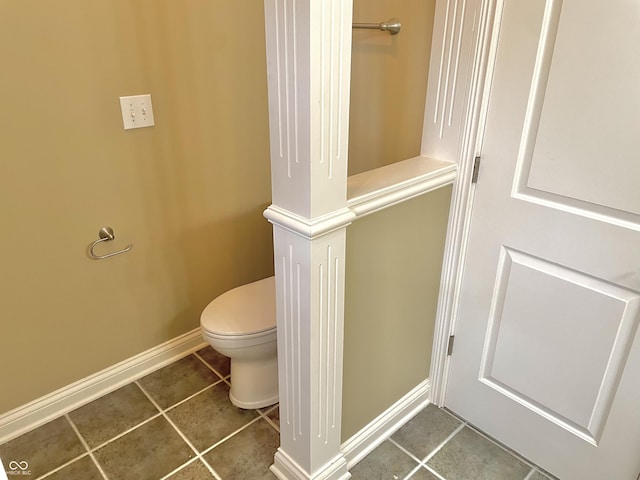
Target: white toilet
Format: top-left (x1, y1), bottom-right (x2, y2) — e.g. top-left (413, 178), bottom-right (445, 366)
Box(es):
top-left (200, 276), bottom-right (278, 409)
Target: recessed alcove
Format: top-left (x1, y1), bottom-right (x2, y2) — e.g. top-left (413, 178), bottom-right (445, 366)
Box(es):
top-left (348, 1), bottom-right (437, 176)
top-left (341, 0), bottom-right (456, 447)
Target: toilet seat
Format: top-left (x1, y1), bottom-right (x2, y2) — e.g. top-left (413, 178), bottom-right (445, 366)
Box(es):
top-left (200, 276), bottom-right (276, 337)
top-left (202, 328), bottom-right (277, 350)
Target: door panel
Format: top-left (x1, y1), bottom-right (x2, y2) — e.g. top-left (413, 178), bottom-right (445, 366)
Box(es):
top-left (521, 0), bottom-right (640, 217)
top-left (481, 247), bottom-right (640, 444)
top-left (446, 1), bottom-right (640, 478)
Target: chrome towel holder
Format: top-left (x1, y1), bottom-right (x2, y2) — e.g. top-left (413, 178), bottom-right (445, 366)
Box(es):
top-left (88, 226), bottom-right (133, 260)
top-left (352, 18), bottom-right (401, 35)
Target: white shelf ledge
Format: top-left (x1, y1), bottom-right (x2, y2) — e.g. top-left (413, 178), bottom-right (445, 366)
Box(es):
top-left (347, 155), bottom-right (457, 219)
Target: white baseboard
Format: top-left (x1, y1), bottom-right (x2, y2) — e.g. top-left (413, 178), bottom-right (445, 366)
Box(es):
top-left (0, 328), bottom-right (206, 444)
top-left (340, 379), bottom-right (431, 469)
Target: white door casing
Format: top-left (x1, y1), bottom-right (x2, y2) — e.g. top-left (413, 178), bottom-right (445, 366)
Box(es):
top-left (443, 1), bottom-right (640, 479)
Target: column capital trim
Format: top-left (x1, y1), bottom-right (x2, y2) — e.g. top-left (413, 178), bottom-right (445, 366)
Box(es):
top-left (264, 205), bottom-right (356, 239)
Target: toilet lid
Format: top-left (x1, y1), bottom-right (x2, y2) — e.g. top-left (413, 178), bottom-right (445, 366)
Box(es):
top-left (201, 276), bottom-right (276, 336)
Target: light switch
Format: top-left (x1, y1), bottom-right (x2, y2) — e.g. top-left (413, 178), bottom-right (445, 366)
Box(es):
top-left (119, 94), bottom-right (155, 130)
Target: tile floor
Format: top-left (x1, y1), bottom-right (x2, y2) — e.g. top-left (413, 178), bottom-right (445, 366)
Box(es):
top-left (0, 348), bottom-right (556, 480)
top-left (350, 405), bottom-right (557, 480)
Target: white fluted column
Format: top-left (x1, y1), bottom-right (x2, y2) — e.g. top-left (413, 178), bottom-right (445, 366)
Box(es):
top-left (263, 1), bottom-right (353, 479)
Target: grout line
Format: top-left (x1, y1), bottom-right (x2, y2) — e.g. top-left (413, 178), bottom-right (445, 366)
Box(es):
top-left (199, 456), bottom-right (224, 480)
top-left (261, 403), bottom-right (279, 415)
top-left (87, 412), bottom-right (164, 452)
top-left (190, 361), bottom-right (276, 450)
top-left (523, 468), bottom-right (537, 480)
top-left (158, 457), bottom-right (200, 480)
top-left (156, 380), bottom-right (220, 412)
top-left (157, 412), bottom-right (268, 480)
top-left (193, 351), bottom-right (231, 383)
top-left (257, 404), bottom-right (280, 433)
top-left (167, 355), bottom-right (277, 480)
top-left (387, 438), bottom-right (425, 465)
top-left (221, 376), bottom-right (232, 389)
top-left (404, 464), bottom-right (426, 480)
top-left (158, 457), bottom-right (223, 480)
top-left (262, 415), bottom-right (280, 433)
top-left (64, 414), bottom-right (110, 480)
top-left (443, 408), bottom-right (554, 475)
top-left (199, 414), bottom-right (266, 457)
top-left (192, 350), bottom-right (232, 390)
top-left (33, 452), bottom-right (89, 480)
top-left (422, 422), bottom-right (467, 464)
top-left (134, 381), bottom-right (200, 457)
top-left (136, 380), bottom-right (226, 480)
top-left (423, 464), bottom-right (448, 480)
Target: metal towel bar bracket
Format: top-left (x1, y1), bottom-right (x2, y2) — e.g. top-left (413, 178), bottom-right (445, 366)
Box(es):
top-left (88, 226), bottom-right (133, 260)
top-left (353, 18), bottom-right (401, 35)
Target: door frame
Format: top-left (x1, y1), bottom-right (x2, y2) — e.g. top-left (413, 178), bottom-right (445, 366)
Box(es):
top-left (425, 0), bottom-right (501, 406)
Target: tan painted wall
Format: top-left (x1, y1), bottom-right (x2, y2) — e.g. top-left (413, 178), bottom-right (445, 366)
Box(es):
top-left (0, 1), bottom-right (274, 414)
top-left (342, 186), bottom-right (451, 441)
top-left (349, 0), bottom-right (436, 176)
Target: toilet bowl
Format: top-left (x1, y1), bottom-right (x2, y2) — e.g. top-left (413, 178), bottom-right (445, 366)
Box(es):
top-left (200, 276), bottom-right (278, 409)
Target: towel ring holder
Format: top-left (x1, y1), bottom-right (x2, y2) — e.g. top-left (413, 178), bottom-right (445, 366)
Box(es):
top-left (88, 226), bottom-right (133, 260)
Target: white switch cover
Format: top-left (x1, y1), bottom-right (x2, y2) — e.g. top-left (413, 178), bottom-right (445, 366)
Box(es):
top-left (119, 94), bottom-right (155, 130)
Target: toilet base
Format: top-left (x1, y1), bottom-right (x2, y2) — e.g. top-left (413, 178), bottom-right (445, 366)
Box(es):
top-left (228, 354), bottom-right (279, 409)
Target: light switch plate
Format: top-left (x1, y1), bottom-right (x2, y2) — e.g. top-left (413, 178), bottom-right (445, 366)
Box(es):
top-left (119, 94), bottom-right (155, 130)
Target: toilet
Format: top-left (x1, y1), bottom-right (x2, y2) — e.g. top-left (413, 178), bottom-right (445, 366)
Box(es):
top-left (200, 276), bottom-right (278, 409)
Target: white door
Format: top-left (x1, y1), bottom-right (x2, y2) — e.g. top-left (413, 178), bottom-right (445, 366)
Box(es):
top-left (445, 1), bottom-right (640, 479)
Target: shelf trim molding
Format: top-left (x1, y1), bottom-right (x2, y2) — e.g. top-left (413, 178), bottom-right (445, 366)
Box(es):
top-left (347, 156), bottom-right (457, 219)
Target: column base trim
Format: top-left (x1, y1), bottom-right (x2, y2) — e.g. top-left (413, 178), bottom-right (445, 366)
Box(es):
top-left (271, 450), bottom-right (351, 480)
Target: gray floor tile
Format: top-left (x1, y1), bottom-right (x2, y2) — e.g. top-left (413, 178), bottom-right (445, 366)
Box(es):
top-left (427, 426), bottom-right (531, 480)
top-left (407, 466), bottom-right (441, 479)
top-left (165, 459), bottom-right (216, 479)
top-left (0, 357), bottom-right (560, 480)
top-left (349, 441), bottom-right (419, 480)
top-left (0, 416), bottom-right (85, 478)
top-left (93, 416), bottom-right (194, 480)
top-left (44, 455), bottom-right (104, 480)
top-left (204, 419), bottom-right (279, 479)
top-left (68, 383), bottom-right (159, 448)
top-left (391, 404), bottom-right (463, 460)
top-left (166, 382), bottom-right (258, 452)
top-left (196, 346), bottom-right (230, 377)
top-left (138, 355), bottom-right (222, 409)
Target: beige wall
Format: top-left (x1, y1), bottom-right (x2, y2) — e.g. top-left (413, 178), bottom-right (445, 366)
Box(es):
top-left (349, 0), bottom-right (436, 176)
top-left (342, 186), bottom-right (451, 441)
top-left (0, 1), bottom-right (274, 414)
